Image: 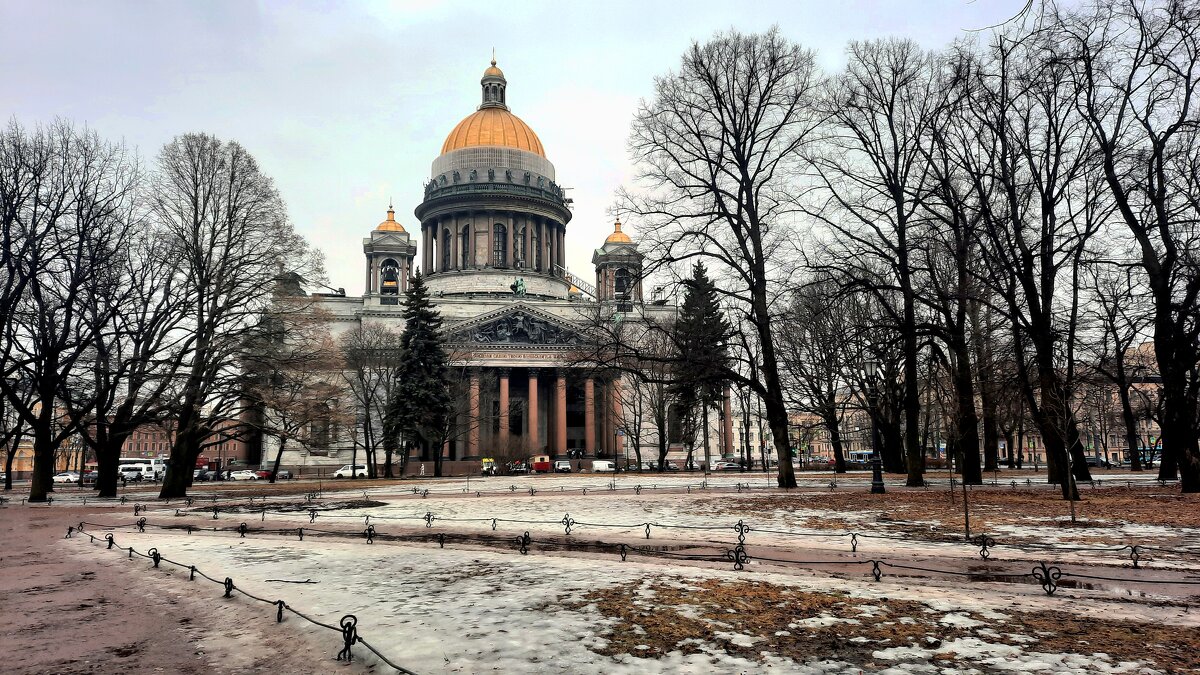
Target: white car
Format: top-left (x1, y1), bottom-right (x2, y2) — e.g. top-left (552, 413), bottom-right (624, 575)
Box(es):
top-left (229, 469), bottom-right (259, 481)
top-left (333, 464), bottom-right (367, 478)
top-left (52, 471), bottom-right (80, 484)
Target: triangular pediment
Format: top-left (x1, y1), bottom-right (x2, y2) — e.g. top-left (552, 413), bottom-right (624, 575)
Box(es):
top-left (446, 303), bottom-right (583, 346)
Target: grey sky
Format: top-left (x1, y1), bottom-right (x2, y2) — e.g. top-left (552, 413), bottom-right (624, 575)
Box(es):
top-left (1, 0), bottom-right (1024, 292)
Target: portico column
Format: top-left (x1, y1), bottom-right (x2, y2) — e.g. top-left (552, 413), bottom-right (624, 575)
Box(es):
top-left (723, 386), bottom-right (734, 459)
top-left (498, 368), bottom-right (510, 452)
top-left (555, 370), bottom-right (568, 456)
top-left (468, 369), bottom-right (480, 459)
top-left (584, 377), bottom-right (596, 456)
top-left (612, 376), bottom-right (624, 461)
top-left (602, 380), bottom-right (613, 456)
top-left (452, 219), bottom-right (460, 271)
top-left (527, 368), bottom-right (540, 452)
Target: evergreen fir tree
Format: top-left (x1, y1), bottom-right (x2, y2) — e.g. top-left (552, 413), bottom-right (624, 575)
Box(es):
top-left (670, 262), bottom-right (731, 468)
top-left (385, 271), bottom-right (453, 474)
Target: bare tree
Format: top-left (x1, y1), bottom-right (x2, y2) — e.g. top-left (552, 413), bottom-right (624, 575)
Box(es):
top-left (152, 133), bottom-right (320, 498)
top-left (1062, 0), bottom-right (1200, 490)
top-left (621, 28), bottom-right (823, 488)
top-left (341, 324), bottom-right (404, 477)
top-left (959, 26), bottom-right (1098, 498)
top-left (777, 277), bottom-right (856, 473)
top-left (62, 226), bottom-right (191, 497)
top-left (807, 38), bottom-right (948, 487)
top-left (0, 121), bottom-right (140, 502)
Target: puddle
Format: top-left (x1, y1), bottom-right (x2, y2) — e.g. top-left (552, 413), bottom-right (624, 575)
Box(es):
top-left (965, 571), bottom-right (1150, 596)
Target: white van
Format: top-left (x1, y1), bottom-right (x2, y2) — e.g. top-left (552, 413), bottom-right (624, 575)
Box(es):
top-left (591, 460), bottom-right (615, 473)
top-left (120, 463), bottom-right (154, 481)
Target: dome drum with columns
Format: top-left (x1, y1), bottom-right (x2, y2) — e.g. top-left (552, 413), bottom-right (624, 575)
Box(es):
top-left (416, 59), bottom-right (573, 299)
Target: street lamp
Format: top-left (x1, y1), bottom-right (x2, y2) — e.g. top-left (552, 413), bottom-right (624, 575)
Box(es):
top-left (863, 359), bottom-right (885, 494)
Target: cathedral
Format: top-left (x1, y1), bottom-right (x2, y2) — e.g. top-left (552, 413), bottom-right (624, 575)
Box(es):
top-left (281, 59), bottom-right (696, 475)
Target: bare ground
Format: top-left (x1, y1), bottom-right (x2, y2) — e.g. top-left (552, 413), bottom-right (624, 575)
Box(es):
top-left (568, 577), bottom-right (1200, 673)
top-left (0, 505), bottom-right (379, 675)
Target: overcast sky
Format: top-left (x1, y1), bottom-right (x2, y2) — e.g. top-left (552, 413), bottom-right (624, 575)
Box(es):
top-left (1, 1), bottom-right (1027, 293)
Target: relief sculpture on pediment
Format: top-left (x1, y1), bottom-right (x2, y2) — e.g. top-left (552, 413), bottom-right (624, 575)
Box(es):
top-left (463, 311), bottom-right (578, 346)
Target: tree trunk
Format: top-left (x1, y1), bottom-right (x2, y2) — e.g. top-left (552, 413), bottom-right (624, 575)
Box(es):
top-left (268, 437), bottom-right (286, 482)
top-left (159, 422), bottom-right (201, 499)
top-left (28, 402), bottom-right (56, 502)
top-left (4, 443), bottom-right (15, 490)
top-left (951, 340), bottom-right (982, 485)
top-left (826, 416), bottom-right (847, 474)
top-left (93, 426), bottom-right (133, 499)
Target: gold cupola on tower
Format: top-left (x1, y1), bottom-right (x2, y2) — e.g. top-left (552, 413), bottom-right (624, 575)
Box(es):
top-left (605, 219), bottom-right (633, 244)
top-left (376, 204), bottom-right (405, 232)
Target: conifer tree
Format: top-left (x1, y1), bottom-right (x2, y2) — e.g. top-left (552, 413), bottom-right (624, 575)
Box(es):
top-left (386, 271), bottom-right (453, 476)
top-left (670, 262), bottom-right (730, 471)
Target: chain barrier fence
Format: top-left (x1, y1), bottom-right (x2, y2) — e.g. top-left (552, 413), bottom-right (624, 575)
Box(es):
top-left (70, 519), bottom-right (1200, 600)
top-left (12, 471), bottom-right (1183, 508)
top-left (101, 499), bottom-right (1200, 570)
top-left (65, 526), bottom-right (418, 675)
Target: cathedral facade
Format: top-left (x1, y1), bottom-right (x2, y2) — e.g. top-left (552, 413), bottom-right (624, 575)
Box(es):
top-left (276, 60), bottom-right (710, 475)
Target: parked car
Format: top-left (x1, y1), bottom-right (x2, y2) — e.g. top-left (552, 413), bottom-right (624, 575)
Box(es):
top-left (664, 461), bottom-right (680, 471)
top-left (255, 470), bottom-right (272, 479)
top-left (333, 464), bottom-right (367, 478)
top-left (275, 469), bottom-right (292, 480)
top-left (52, 471), bottom-right (80, 484)
top-left (229, 469), bottom-right (259, 481)
top-left (507, 461), bottom-right (528, 474)
top-left (193, 469), bottom-right (213, 482)
top-left (713, 461), bottom-right (741, 472)
top-left (1084, 456), bottom-right (1112, 469)
top-left (591, 460), bottom-right (615, 473)
top-left (81, 470), bottom-right (99, 487)
top-left (553, 460), bottom-right (572, 473)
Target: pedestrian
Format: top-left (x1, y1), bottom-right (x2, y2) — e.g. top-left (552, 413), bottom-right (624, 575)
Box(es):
top-left (121, 474), bottom-right (127, 488)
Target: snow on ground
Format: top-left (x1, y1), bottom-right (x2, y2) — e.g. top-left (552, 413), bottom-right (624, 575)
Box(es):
top-left (85, 527), bottom-right (1194, 674)
top-left (189, 487), bottom-right (1196, 571)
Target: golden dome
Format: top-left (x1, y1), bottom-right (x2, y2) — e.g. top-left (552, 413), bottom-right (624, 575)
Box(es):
top-left (605, 219), bottom-right (632, 244)
top-left (483, 58), bottom-right (504, 78)
top-left (441, 107), bottom-right (545, 157)
top-left (376, 205), bottom-right (405, 232)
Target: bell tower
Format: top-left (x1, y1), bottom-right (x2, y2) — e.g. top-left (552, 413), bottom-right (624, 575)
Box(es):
top-left (363, 204), bottom-right (418, 305)
top-left (592, 219), bottom-right (643, 312)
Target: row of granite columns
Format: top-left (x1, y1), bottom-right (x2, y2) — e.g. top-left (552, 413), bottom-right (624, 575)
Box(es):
top-left (453, 367), bottom-right (624, 459)
top-left (420, 212), bottom-right (566, 275)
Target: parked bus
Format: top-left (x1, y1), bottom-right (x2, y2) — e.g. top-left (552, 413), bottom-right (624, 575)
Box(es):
top-left (118, 457), bottom-right (166, 479)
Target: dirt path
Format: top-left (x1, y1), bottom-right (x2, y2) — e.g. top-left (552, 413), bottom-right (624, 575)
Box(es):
top-left (0, 504), bottom-right (377, 675)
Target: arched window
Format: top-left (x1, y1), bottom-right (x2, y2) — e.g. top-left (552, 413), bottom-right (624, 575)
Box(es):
top-left (615, 268), bottom-right (631, 298)
top-left (379, 259), bottom-right (399, 294)
top-left (493, 223), bottom-right (507, 267)
top-left (441, 229), bottom-right (451, 271)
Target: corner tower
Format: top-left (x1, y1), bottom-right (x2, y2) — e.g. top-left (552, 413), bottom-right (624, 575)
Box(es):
top-left (593, 219), bottom-right (643, 311)
top-left (416, 59), bottom-right (574, 299)
top-left (363, 204), bottom-right (417, 305)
